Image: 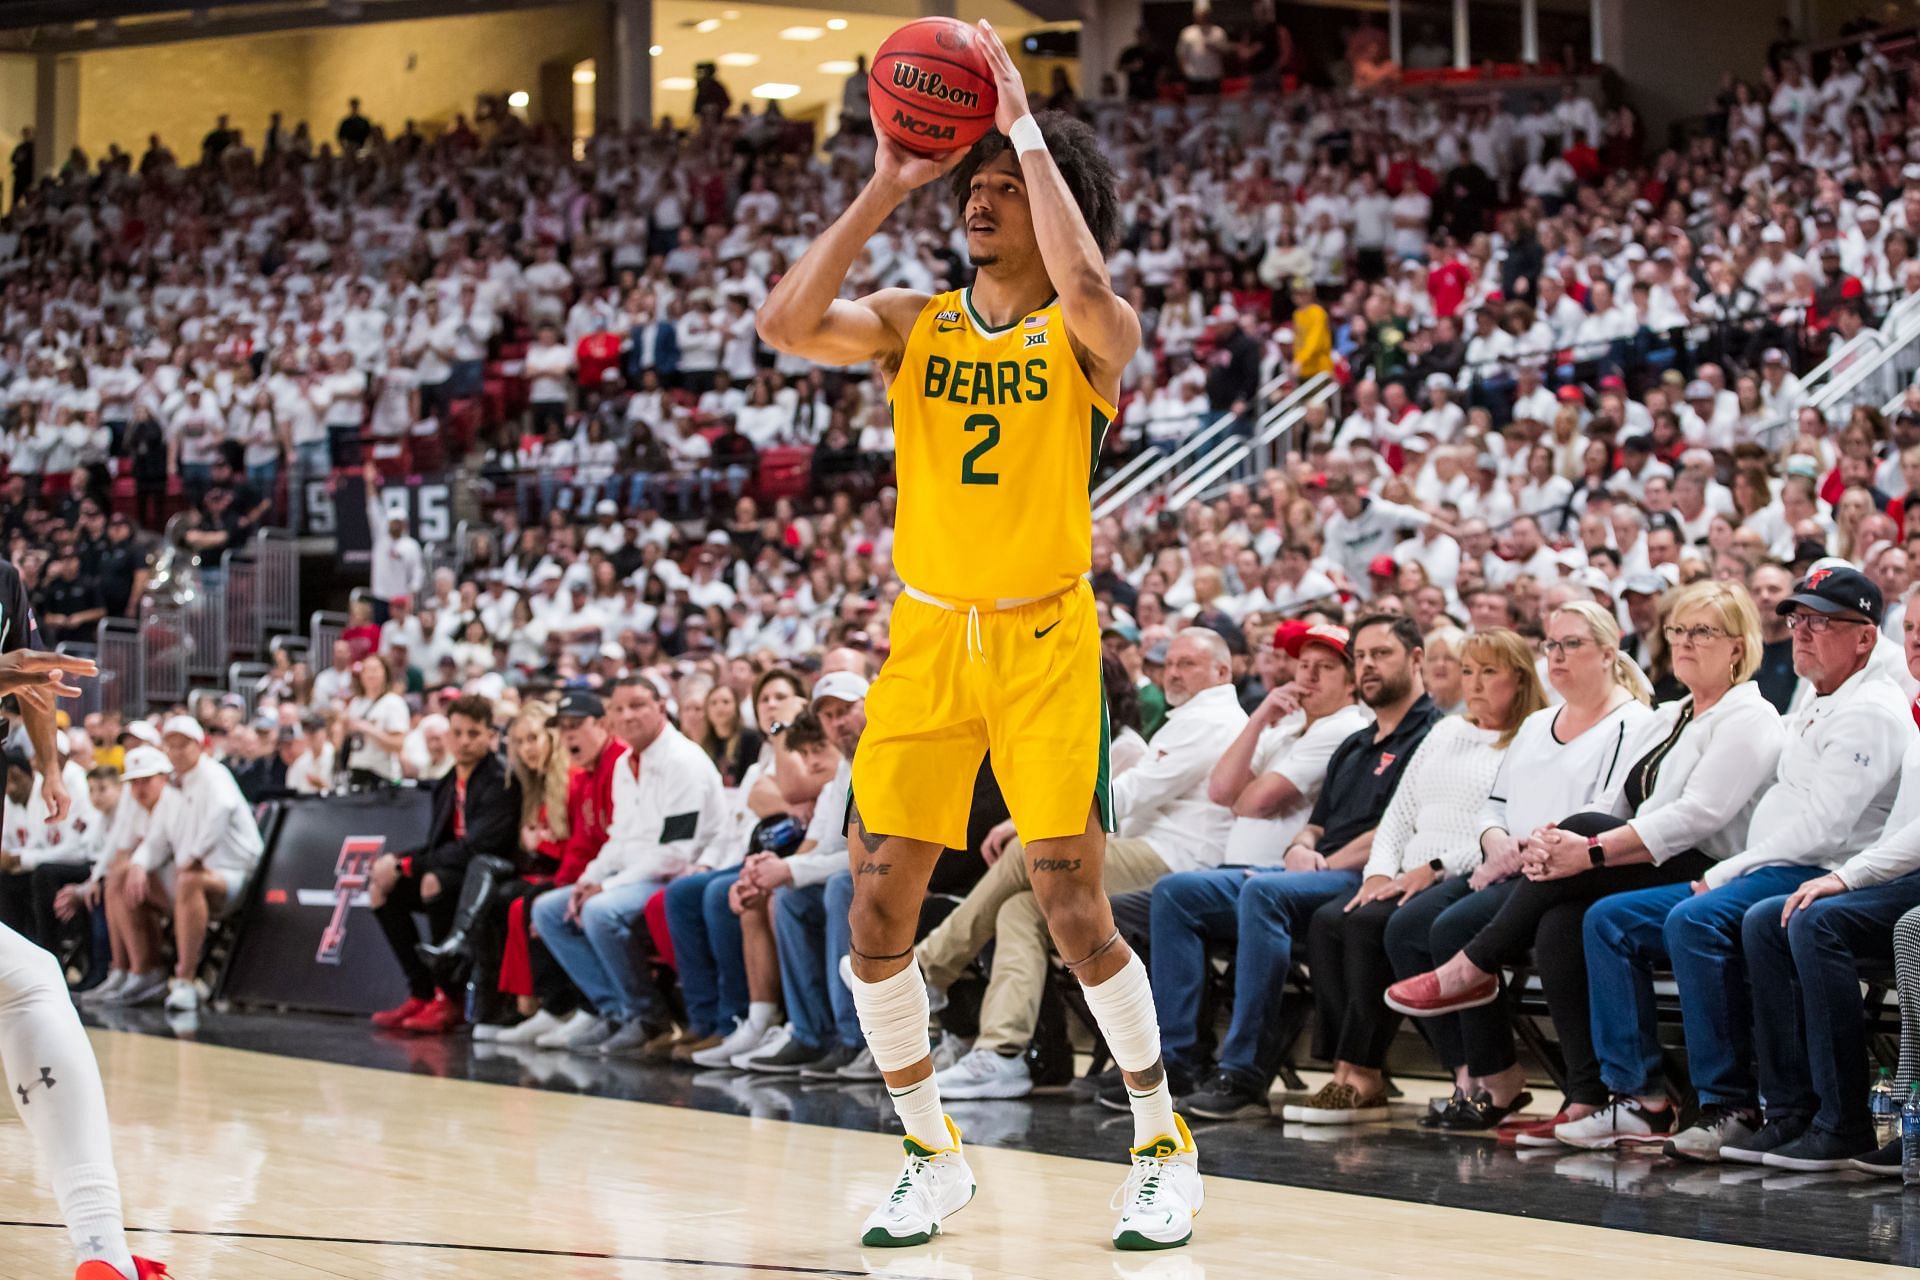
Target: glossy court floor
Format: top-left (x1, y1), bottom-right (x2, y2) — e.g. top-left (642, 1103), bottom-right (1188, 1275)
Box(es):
top-left (0, 1009), bottom-right (1915, 1278)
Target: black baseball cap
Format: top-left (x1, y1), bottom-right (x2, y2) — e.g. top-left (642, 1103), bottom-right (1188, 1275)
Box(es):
top-left (1778, 566), bottom-right (1884, 625)
top-left (554, 690), bottom-right (605, 721)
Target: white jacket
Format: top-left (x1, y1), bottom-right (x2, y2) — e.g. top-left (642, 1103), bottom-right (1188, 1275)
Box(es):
top-left (134, 759), bottom-right (262, 880)
top-left (581, 724), bottom-right (727, 889)
top-left (1704, 662), bottom-right (1913, 889)
top-left (13, 761), bottom-right (102, 871)
top-left (1596, 681), bottom-right (1785, 865)
top-left (1113, 683), bottom-right (1247, 874)
top-left (1831, 735), bottom-right (1920, 890)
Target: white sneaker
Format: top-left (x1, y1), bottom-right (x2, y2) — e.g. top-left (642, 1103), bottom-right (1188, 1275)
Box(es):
top-left (534, 1009), bottom-right (599, 1049)
top-left (1554, 1097), bottom-right (1673, 1150)
top-left (1664, 1107), bottom-right (1760, 1163)
top-left (860, 1115), bottom-right (975, 1247)
top-left (472, 1022), bottom-right (511, 1043)
top-left (693, 1017), bottom-right (774, 1069)
top-left (935, 1047), bottom-right (1032, 1100)
top-left (163, 978), bottom-right (204, 1013)
top-left (930, 1031), bottom-right (969, 1073)
top-left (559, 1015), bottom-right (618, 1053)
top-left (494, 1009), bottom-right (564, 1045)
top-left (80, 971), bottom-right (128, 1006)
top-left (1112, 1114), bottom-right (1203, 1251)
top-left (733, 1023), bottom-right (793, 1070)
top-left (113, 971), bottom-right (169, 1007)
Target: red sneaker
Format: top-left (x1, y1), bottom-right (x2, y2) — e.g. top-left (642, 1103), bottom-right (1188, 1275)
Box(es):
top-left (1504, 1110), bottom-right (1575, 1147)
top-left (76, 1258), bottom-right (169, 1279)
top-left (371, 995), bottom-right (433, 1029)
top-left (398, 992), bottom-right (465, 1035)
top-left (1383, 970), bottom-right (1500, 1017)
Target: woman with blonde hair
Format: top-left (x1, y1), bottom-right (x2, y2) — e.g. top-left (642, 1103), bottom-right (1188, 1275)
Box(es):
top-left (1386, 601), bottom-right (1654, 1131)
top-left (1292, 629), bottom-right (1547, 1124)
top-left (1422, 625), bottom-right (1468, 715)
top-left (1389, 583), bottom-right (1783, 1143)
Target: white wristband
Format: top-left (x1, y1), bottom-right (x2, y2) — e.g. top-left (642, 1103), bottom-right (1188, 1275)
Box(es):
top-left (1008, 114), bottom-right (1046, 156)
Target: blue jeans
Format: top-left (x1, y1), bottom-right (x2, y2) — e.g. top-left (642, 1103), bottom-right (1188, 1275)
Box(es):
top-left (1149, 866), bottom-right (1360, 1080)
top-left (529, 879), bottom-right (667, 1023)
top-left (1584, 865), bottom-right (1824, 1103)
top-left (1744, 870), bottom-right (1920, 1141)
top-left (662, 867), bottom-right (747, 1037)
top-left (771, 872), bottom-right (863, 1052)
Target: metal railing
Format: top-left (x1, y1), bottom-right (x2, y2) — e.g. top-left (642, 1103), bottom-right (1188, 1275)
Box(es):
top-left (55, 642), bottom-right (103, 722)
top-left (256, 529), bottom-right (300, 640)
top-left (310, 611), bottom-right (349, 666)
top-left (94, 619), bottom-right (142, 719)
top-left (139, 603), bottom-right (188, 709)
top-left (1180, 378), bottom-right (1343, 507)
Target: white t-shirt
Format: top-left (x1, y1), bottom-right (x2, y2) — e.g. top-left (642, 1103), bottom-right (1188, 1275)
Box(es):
top-left (345, 692), bottom-right (411, 781)
top-left (1224, 704), bottom-right (1373, 866)
top-left (1479, 698), bottom-right (1655, 841)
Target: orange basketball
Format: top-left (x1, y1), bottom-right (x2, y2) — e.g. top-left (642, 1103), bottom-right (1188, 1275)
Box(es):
top-left (869, 17), bottom-right (998, 156)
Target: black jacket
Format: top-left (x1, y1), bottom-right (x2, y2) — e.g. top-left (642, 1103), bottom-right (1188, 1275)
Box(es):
top-left (419, 753), bottom-right (520, 876)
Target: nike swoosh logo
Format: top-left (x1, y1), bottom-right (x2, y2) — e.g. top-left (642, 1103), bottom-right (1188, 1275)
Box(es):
top-left (937, 322), bottom-right (962, 333)
top-left (1034, 620), bottom-right (1061, 639)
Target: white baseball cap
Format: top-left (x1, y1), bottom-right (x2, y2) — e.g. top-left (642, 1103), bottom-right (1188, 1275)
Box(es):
top-left (161, 714), bottom-right (206, 744)
top-left (120, 746), bottom-right (171, 781)
top-left (810, 672), bottom-right (871, 706)
top-left (119, 720), bottom-right (163, 748)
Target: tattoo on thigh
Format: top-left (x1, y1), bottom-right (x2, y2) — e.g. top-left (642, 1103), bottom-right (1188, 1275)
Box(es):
top-left (856, 861), bottom-right (891, 877)
top-left (1032, 857), bottom-right (1084, 873)
top-left (849, 798), bottom-right (890, 856)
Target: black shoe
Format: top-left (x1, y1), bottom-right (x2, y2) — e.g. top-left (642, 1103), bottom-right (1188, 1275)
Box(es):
top-left (742, 1035), bottom-right (828, 1075)
top-left (1419, 1087), bottom-right (1471, 1130)
top-left (1436, 1089), bottom-right (1534, 1132)
top-left (1763, 1128), bottom-right (1876, 1171)
top-left (798, 1044), bottom-right (859, 1081)
top-left (1183, 1069), bottom-right (1272, 1121)
top-left (1720, 1114), bottom-right (1810, 1165)
top-left (1849, 1135), bottom-right (1903, 1177)
top-left (1094, 1061), bottom-right (1197, 1112)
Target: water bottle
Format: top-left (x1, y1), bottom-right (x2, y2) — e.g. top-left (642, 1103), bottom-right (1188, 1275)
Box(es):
top-left (1902, 1085), bottom-right (1920, 1186)
top-left (1873, 1068), bottom-right (1899, 1147)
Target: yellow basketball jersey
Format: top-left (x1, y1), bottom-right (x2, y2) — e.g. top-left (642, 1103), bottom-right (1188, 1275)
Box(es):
top-left (889, 287), bottom-right (1116, 604)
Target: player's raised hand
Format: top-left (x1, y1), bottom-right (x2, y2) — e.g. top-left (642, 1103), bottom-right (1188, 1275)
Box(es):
top-left (0, 649), bottom-right (94, 700)
top-left (870, 111), bottom-right (969, 191)
top-left (975, 21), bottom-right (1032, 136)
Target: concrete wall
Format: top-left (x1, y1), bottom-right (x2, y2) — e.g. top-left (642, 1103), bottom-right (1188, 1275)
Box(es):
top-left (1612, 0), bottom-right (1791, 138)
top-left (70, 3), bottom-right (606, 161)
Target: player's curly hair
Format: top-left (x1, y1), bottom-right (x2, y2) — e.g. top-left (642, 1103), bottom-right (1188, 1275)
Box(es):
top-left (949, 111), bottom-right (1122, 255)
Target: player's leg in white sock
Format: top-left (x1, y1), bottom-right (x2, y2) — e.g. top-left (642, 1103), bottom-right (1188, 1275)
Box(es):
top-left (1080, 949), bottom-right (1177, 1147)
top-left (848, 962), bottom-right (946, 1140)
top-left (0, 924), bottom-right (136, 1279)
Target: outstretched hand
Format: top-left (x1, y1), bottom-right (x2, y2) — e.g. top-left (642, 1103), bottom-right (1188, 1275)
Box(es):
top-left (0, 650), bottom-right (94, 700)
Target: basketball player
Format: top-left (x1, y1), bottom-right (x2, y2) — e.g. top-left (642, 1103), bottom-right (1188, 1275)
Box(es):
top-left (757, 22), bottom-right (1199, 1252)
top-left (0, 569), bottom-right (164, 1279)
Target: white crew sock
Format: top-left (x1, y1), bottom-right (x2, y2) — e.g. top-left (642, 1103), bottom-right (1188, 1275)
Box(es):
top-left (747, 1001), bottom-right (779, 1032)
top-left (0, 926), bottom-right (136, 1278)
top-left (1081, 951), bottom-right (1177, 1148)
top-left (888, 1075), bottom-right (949, 1147)
top-left (849, 962), bottom-right (948, 1145)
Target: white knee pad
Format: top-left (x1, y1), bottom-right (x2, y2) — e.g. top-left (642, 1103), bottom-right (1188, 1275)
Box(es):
top-left (848, 962), bottom-right (932, 1073)
top-left (1080, 952), bottom-right (1161, 1074)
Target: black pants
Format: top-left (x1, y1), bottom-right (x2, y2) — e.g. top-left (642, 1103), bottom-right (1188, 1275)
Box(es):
top-left (375, 869), bottom-right (462, 1001)
top-left (0, 864), bottom-right (90, 954)
top-left (1384, 877), bottom-right (1503, 1072)
top-left (1307, 892), bottom-right (1406, 1070)
top-left (472, 877), bottom-right (578, 1021)
top-left (1456, 813), bottom-right (1713, 1105)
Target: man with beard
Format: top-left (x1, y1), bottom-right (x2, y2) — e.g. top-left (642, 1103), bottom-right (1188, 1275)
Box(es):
top-left (1141, 613), bottom-right (1440, 1118)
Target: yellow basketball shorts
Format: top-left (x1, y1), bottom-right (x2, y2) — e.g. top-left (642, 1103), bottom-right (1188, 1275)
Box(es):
top-left (852, 579), bottom-right (1114, 852)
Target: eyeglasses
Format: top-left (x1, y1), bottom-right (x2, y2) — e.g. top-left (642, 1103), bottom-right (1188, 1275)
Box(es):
top-left (1785, 612), bottom-right (1871, 633)
top-left (1541, 637), bottom-right (1592, 657)
top-left (1662, 623), bottom-right (1729, 646)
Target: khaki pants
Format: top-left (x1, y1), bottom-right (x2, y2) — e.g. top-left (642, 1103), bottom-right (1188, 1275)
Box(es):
top-left (916, 837), bottom-right (1170, 1054)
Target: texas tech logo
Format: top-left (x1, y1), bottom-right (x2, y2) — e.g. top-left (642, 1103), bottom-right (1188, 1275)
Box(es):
top-left (316, 835), bottom-right (386, 966)
top-left (890, 61), bottom-right (983, 109)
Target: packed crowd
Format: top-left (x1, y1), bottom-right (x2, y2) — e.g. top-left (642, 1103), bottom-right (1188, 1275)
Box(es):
top-left (5, 23), bottom-right (1920, 1180)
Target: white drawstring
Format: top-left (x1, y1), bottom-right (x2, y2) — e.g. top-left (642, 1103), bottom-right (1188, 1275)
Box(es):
top-left (966, 606), bottom-right (985, 664)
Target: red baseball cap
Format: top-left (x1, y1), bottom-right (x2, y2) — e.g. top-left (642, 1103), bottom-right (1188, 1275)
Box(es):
top-left (1273, 619), bottom-right (1311, 650)
top-left (1556, 385), bottom-right (1585, 402)
top-left (1368, 554), bottom-right (1398, 578)
top-left (1282, 623), bottom-right (1351, 661)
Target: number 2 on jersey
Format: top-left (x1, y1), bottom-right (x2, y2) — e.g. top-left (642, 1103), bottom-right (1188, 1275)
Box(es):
top-left (961, 413), bottom-right (1000, 486)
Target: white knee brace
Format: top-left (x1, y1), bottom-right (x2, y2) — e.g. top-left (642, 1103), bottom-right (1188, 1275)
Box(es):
top-left (848, 962), bottom-right (932, 1073)
top-left (1080, 952), bottom-right (1161, 1074)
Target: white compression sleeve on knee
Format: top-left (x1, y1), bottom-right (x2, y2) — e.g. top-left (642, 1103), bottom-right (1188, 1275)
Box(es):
top-left (0, 927), bottom-right (136, 1279)
top-left (847, 961), bottom-right (932, 1073)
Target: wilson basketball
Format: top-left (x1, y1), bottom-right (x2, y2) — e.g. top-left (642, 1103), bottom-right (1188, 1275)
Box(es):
top-left (870, 17), bottom-right (998, 155)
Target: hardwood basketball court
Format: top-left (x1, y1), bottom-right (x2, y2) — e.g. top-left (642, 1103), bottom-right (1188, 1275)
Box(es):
top-left (0, 1026), bottom-right (1908, 1278)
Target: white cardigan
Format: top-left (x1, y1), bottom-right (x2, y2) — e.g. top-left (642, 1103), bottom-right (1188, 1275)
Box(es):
top-left (1595, 681), bottom-right (1785, 865)
top-left (1363, 717), bottom-right (1507, 882)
